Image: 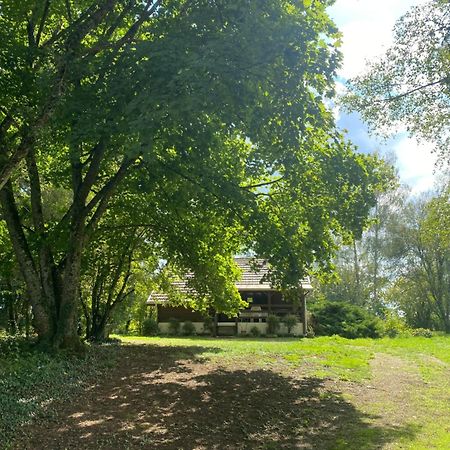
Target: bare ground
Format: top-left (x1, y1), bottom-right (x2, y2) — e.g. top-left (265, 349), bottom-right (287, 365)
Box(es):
top-left (13, 344), bottom-right (423, 450)
top-left (350, 353), bottom-right (424, 426)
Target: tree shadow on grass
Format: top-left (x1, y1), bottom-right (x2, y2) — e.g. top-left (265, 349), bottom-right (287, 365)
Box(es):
top-left (19, 344), bottom-right (419, 450)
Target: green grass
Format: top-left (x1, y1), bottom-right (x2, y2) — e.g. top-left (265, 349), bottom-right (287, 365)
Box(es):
top-left (117, 334), bottom-right (450, 373)
top-left (117, 334), bottom-right (450, 449)
top-left (351, 335), bottom-right (450, 363)
top-left (117, 334), bottom-right (374, 381)
top-left (3, 334), bottom-right (449, 449)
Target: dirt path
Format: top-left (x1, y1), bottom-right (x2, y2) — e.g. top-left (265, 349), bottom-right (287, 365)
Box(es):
top-left (350, 353), bottom-right (423, 427)
top-left (13, 345), bottom-right (424, 450)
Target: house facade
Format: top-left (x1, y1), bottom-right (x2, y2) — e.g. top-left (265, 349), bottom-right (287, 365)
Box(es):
top-left (147, 257), bottom-right (312, 336)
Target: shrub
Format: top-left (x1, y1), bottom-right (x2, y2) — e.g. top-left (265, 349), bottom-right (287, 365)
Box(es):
top-left (411, 327), bottom-right (433, 338)
top-left (141, 317), bottom-right (159, 336)
top-left (249, 326), bottom-right (261, 337)
top-left (0, 332), bottom-right (32, 358)
top-left (203, 316), bottom-right (214, 335)
top-left (382, 311), bottom-right (410, 337)
top-left (167, 318), bottom-right (180, 336)
top-left (182, 321), bottom-right (196, 336)
top-left (310, 301), bottom-right (383, 339)
top-left (282, 314), bottom-right (298, 335)
top-left (266, 314), bottom-right (280, 335)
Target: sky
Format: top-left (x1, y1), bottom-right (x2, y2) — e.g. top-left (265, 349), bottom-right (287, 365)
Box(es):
top-left (327, 0), bottom-right (437, 195)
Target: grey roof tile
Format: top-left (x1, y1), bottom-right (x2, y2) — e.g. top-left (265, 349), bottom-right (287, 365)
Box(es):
top-left (147, 256), bottom-right (311, 304)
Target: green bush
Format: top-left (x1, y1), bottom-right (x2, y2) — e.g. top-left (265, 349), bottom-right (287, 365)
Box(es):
top-left (282, 314), bottom-right (298, 335)
top-left (0, 332), bottom-right (32, 358)
top-left (182, 321), bottom-right (196, 336)
top-left (382, 311), bottom-right (410, 337)
top-left (167, 318), bottom-right (180, 335)
top-left (310, 301), bottom-right (383, 339)
top-left (141, 317), bottom-right (159, 336)
top-left (250, 326), bottom-right (261, 337)
top-left (267, 314), bottom-right (280, 335)
top-left (411, 327), bottom-right (433, 338)
top-left (203, 316), bottom-right (214, 335)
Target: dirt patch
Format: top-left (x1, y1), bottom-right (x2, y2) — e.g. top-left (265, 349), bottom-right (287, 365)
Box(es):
top-left (13, 345), bottom-right (419, 450)
top-left (348, 353), bottom-right (423, 427)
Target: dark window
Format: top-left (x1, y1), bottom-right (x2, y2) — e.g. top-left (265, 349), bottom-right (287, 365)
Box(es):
top-left (241, 292), bottom-right (268, 305)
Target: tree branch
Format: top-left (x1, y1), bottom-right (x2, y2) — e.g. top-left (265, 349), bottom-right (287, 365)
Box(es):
top-left (85, 158), bottom-right (136, 234)
top-left (374, 76), bottom-right (449, 104)
top-left (25, 150), bottom-right (45, 234)
top-left (43, 0), bottom-right (118, 48)
top-left (75, 141), bottom-right (106, 206)
top-left (0, 135), bottom-right (34, 191)
top-left (240, 176), bottom-right (285, 190)
top-left (36, 0), bottom-right (52, 47)
top-left (65, 0), bottom-right (73, 23)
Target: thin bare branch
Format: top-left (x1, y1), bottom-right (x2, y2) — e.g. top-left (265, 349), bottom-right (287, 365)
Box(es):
top-left (373, 76), bottom-right (449, 104)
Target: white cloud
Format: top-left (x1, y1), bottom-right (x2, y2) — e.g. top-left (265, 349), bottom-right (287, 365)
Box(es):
top-left (392, 137), bottom-right (437, 194)
top-left (329, 0), bottom-right (428, 79)
top-left (331, 80), bottom-right (347, 122)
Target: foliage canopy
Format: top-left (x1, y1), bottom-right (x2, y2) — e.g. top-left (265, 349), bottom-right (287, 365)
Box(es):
top-left (0, 0), bottom-right (387, 349)
top-left (343, 0), bottom-right (450, 164)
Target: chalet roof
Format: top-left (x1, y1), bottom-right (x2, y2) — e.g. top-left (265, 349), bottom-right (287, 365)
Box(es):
top-left (147, 257), bottom-right (312, 305)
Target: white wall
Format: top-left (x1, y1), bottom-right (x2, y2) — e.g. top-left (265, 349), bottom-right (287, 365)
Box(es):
top-left (158, 322), bottom-right (206, 334)
top-left (158, 321), bottom-right (304, 336)
top-left (237, 322), bottom-right (304, 336)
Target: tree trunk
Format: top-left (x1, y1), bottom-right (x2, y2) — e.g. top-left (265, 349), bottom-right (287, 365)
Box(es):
top-left (7, 294), bottom-right (17, 334)
top-left (24, 301), bottom-right (31, 338)
top-left (353, 240), bottom-right (362, 305)
top-left (213, 310), bottom-right (218, 337)
top-left (52, 242), bottom-right (85, 350)
top-left (0, 182), bottom-right (55, 341)
top-left (88, 319), bottom-right (109, 342)
top-left (1, 143), bottom-right (133, 351)
top-left (1, 181), bottom-right (84, 350)
top-left (373, 202), bottom-right (379, 307)
top-left (443, 311), bottom-right (450, 334)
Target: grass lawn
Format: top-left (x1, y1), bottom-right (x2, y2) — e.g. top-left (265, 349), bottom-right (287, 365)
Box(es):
top-left (3, 335), bottom-right (450, 449)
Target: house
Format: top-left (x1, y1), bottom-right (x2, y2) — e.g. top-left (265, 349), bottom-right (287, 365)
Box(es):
top-left (147, 257), bottom-right (312, 336)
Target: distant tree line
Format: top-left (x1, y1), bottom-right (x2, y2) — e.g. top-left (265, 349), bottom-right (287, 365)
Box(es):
top-left (312, 178), bottom-right (450, 333)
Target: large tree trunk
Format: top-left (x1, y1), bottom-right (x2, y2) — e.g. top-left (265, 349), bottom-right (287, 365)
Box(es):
top-left (0, 183), bottom-right (55, 341)
top-left (56, 265), bottom-right (84, 350)
top-left (0, 181), bottom-right (84, 350)
top-left (88, 316), bottom-right (110, 342)
top-left (1, 139), bottom-right (133, 350)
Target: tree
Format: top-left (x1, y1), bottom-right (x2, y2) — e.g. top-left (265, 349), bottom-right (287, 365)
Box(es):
top-left (343, 0), bottom-right (450, 163)
top-left (311, 160), bottom-right (400, 314)
top-left (0, 221), bottom-right (28, 335)
top-left (311, 240), bottom-right (368, 307)
top-left (359, 173), bottom-right (405, 314)
top-left (80, 227), bottom-right (149, 341)
top-left (0, 0), bottom-right (386, 351)
top-left (387, 276), bottom-right (435, 330)
top-left (386, 184), bottom-right (450, 332)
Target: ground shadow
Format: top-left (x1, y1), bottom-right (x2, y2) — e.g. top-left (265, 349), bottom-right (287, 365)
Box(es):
top-left (17, 344), bottom-right (419, 450)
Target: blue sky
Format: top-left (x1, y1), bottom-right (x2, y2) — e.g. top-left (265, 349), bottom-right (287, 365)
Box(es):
top-left (327, 0), bottom-right (437, 194)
